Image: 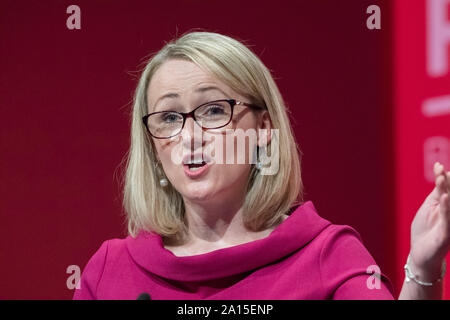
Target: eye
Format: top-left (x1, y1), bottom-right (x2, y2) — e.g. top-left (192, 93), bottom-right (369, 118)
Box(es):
top-left (204, 104), bottom-right (225, 115)
top-left (161, 112), bottom-right (181, 123)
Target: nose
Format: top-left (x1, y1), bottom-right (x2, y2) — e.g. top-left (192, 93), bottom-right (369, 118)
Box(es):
top-left (181, 117), bottom-right (204, 151)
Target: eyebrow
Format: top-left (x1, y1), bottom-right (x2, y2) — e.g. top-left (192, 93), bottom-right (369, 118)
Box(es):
top-left (153, 86), bottom-right (228, 109)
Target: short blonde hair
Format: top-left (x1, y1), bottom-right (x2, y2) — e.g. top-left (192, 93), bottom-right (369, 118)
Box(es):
top-left (122, 31), bottom-right (303, 239)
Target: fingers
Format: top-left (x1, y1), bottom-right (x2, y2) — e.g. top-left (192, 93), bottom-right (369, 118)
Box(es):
top-left (439, 192), bottom-right (450, 229)
top-left (436, 175), bottom-right (447, 194)
top-left (441, 192), bottom-right (449, 211)
top-left (434, 161), bottom-right (446, 176)
top-left (434, 162), bottom-right (450, 194)
top-left (448, 171), bottom-right (450, 190)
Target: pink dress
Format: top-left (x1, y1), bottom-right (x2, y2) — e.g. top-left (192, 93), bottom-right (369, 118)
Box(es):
top-left (73, 201), bottom-right (394, 300)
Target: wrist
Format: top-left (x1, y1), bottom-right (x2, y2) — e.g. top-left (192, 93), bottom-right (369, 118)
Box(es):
top-left (404, 253), bottom-right (446, 285)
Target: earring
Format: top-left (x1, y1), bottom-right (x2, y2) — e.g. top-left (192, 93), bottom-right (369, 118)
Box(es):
top-left (253, 145), bottom-right (262, 171)
top-left (155, 162), bottom-right (169, 187)
top-left (159, 178), bottom-right (169, 187)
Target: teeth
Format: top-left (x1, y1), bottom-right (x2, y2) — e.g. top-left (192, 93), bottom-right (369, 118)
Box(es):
top-left (185, 159), bottom-right (205, 165)
top-left (189, 166), bottom-right (203, 171)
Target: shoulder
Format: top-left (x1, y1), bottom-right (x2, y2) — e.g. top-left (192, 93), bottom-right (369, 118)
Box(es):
top-left (72, 237), bottom-right (128, 300)
top-left (317, 223), bottom-right (373, 271)
top-left (294, 222), bottom-right (365, 259)
top-left (316, 224), bottom-right (394, 299)
top-left (88, 237), bottom-right (129, 265)
top-left (319, 224), bottom-right (365, 251)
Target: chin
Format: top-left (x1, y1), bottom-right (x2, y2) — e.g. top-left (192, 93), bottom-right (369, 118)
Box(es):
top-left (179, 181), bottom-right (216, 202)
top-left (183, 190), bottom-right (215, 202)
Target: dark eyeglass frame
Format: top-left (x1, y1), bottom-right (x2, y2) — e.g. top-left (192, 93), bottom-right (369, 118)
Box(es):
top-left (142, 99), bottom-right (264, 139)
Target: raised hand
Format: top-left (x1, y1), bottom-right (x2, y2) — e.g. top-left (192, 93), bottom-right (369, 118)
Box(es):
top-left (409, 162), bottom-right (450, 282)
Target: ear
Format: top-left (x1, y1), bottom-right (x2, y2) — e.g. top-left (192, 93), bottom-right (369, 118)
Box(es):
top-left (257, 110), bottom-right (272, 147)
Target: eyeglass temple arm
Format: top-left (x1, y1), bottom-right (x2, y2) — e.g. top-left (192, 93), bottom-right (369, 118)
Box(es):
top-left (236, 100), bottom-right (264, 110)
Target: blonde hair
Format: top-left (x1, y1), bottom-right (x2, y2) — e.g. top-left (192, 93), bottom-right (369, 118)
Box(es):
top-left (122, 31), bottom-right (303, 239)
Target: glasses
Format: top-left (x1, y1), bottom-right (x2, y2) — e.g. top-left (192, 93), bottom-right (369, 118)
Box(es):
top-left (142, 99), bottom-right (263, 139)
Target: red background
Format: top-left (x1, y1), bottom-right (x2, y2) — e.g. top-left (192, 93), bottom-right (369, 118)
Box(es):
top-left (393, 0), bottom-right (450, 298)
top-left (0, 0), bottom-right (447, 299)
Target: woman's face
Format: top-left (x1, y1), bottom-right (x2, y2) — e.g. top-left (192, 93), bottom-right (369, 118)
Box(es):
top-left (146, 59), bottom-right (268, 205)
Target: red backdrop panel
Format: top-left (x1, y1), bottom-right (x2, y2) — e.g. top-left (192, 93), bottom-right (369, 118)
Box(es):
top-left (393, 0), bottom-right (450, 299)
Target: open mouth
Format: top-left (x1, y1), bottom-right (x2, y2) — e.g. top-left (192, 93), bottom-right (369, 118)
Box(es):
top-left (181, 153), bottom-right (212, 178)
top-left (186, 161), bottom-right (207, 171)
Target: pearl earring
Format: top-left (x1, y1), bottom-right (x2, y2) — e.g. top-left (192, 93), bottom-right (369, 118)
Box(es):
top-left (155, 161), bottom-right (169, 187)
top-left (159, 178), bottom-right (168, 187)
top-left (255, 161), bottom-right (263, 170)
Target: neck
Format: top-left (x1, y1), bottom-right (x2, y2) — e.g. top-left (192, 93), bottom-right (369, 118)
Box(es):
top-left (181, 196), bottom-right (250, 246)
top-left (163, 196), bottom-right (287, 256)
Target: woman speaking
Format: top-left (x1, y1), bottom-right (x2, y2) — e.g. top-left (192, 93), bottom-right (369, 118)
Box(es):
top-left (73, 31), bottom-right (450, 300)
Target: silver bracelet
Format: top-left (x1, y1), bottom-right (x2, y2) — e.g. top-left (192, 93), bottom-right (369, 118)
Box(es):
top-left (404, 254), bottom-right (446, 286)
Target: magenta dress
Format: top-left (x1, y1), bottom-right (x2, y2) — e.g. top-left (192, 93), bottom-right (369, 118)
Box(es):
top-left (73, 201), bottom-right (394, 300)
